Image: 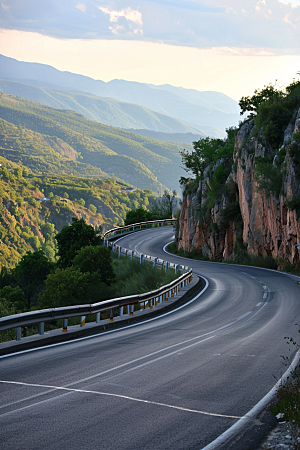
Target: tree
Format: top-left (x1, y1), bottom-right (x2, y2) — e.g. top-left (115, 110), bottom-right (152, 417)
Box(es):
top-left (0, 286), bottom-right (27, 314)
top-left (55, 217), bottom-right (101, 268)
top-left (12, 249), bottom-right (54, 307)
top-left (38, 267), bottom-right (92, 308)
top-left (72, 245), bottom-right (116, 286)
top-left (124, 207), bottom-right (151, 226)
top-left (180, 137), bottom-right (222, 182)
top-left (239, 82), bottom-right (285, 116)
top-left (158, 190), bottom-right (178, 218)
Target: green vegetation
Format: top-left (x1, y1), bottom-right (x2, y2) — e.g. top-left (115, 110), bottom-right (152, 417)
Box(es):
top-left (0, 155), bottom-right (160, 268)
top-left (55, 217), bottom-right (102, 268)
top-left (0, 92), bottom-right (188, 192)
top-left (268, 336), bottom-right (300, 448)
top-left (0, 217), bottom-right (180, 342)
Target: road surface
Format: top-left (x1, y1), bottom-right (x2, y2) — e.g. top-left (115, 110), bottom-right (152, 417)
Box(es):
top-left (1, 226), bottom-right (300, 449)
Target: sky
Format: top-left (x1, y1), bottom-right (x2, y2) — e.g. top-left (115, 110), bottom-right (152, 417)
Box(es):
top-left (0, 0), bottom-right (299, 100)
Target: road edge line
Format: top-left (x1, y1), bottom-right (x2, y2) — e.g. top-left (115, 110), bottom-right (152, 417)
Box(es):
top-left (201, 349), bottom-right (300, 450)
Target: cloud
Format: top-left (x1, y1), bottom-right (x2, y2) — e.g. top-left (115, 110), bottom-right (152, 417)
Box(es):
top-left (98, 5), bottom-right (143, 36)
top-left (1, 1), bottom-right (9, 10)
top-left (76, 3), bottom-right (87, 13)
top-left (98, 6), bottom-right (143, 25)
top-left (0, 0), bottom-right (298, 54)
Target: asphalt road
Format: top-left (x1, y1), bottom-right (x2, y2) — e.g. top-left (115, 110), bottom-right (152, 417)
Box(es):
top-left (1, 226), bottom-right (300, 450)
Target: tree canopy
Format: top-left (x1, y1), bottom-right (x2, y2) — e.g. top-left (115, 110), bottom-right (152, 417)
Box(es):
top-left (179, 137), bottom-right (224, 183)
top-left (55, 217), bottom-right (101, 268)
top-left (72, 245), bottom-right (116, 286)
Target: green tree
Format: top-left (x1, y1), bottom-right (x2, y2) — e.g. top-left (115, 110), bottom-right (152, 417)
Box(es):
top-left (0, 285), bottom-right (27, 314)
top-left (88, 204), bottom-right (97, 214)
top-left (124, 207), bottom-right (152, 225)
top-left (55, 217), bottom-right (101, 268)
top-left (180, 137), bottom-right (223, 182)
top-left (38, 267), bottom-right (91, 308)
top-left (239, 82), bottom-right (285, 116)
top-left (72, 245), bottom-right (116, 286)
top-left (13, 249), bottom-right (54, 307)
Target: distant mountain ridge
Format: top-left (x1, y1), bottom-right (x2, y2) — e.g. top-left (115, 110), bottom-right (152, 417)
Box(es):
top-left (0, 54), bottom-right (241, 137)
top-left (0, 93), bottom-right (188, 192)
top-left (0, 78), bottom-right (202, 135)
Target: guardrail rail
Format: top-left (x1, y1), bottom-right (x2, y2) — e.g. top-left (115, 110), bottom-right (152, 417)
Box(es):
top-left (0, 219), bottom-right (192, 342)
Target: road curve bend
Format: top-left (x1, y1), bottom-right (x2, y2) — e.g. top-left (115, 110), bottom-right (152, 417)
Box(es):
top-left (1, 226), bottom-right (300, 450)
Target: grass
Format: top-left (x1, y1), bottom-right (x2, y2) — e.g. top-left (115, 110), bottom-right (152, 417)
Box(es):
top-left (268, 337), bottom-right (300, 449)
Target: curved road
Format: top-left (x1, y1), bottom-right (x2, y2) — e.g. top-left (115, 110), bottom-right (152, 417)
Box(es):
top-left (1, 226), bottom-right (300, 449)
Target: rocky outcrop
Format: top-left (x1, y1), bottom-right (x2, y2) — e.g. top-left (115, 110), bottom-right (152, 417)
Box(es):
top-left (177, 107), bottom-right (300, 265)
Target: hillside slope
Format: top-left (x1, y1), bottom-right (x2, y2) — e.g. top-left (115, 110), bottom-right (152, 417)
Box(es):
top-left (0, 156), bottom-right (157, 268)
top-left (0, 78), bottom-right (202, 134)
top-left (0, 93), bottom-right (188, 192)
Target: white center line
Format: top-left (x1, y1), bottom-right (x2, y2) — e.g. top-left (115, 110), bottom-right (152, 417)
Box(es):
top-left (0, 380), bottom-right (242, 420)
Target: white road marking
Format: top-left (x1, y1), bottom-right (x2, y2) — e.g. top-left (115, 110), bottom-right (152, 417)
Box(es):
top-left (0, 380), bottom-right (242, 420)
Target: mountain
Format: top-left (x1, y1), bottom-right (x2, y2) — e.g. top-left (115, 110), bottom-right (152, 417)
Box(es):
top-left (0, 54), bottom-right (241, 137)
top-left (0, 78), bottom-right (201, 135)
top-left (123, 130), bottom-right (202, 144)
top-left (0, 93), bottom-right (188, 192)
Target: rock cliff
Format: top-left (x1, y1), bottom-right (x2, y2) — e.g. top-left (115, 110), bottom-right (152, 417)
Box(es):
top-left (176, 106), bottom-right (300, 266)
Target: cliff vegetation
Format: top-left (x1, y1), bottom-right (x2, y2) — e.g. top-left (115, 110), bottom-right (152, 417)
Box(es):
top-left (176, 76), bottom-right (300, 271)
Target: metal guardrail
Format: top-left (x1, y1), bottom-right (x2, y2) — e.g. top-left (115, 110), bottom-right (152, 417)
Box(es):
top-left (103, 218), bottom-right (177, 242)
top-left (0, 219), bottom-right (192, 341)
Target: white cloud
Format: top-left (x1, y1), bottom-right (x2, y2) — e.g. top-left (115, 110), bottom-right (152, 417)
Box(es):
top-left (279, 0), bottom-right (300, 7)
top-left (76, 3), bottom-right (86, 13)
top-left (255, 0), bottom-right (266, 12)
top-left (98, 6), bottom-right (143, 25)
top-left (1, 1), bottom-right (9, 10)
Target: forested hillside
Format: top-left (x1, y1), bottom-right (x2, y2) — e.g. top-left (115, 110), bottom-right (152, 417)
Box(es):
top-left (0, 78), bottom-right (201, 134)
top-left (0, 155), bottom-right (157, 268)
top-left (0, 93), bottom-right (188, 192)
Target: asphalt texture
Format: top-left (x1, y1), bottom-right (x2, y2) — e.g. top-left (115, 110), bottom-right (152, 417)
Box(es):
top-left (1, 226), bottom-right (300, 450)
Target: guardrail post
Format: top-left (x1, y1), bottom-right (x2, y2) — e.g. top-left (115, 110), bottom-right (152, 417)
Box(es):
top-left (80, 316), bottom-right (86, 327)
top-left (109, 309), bottom-right (114, 321)
top-left (62, 318), bottom-right (68, 332)
top-left (130, 305), bottom-right (134, 316)
top-left (96, 312), bottom-right (100, 323)
top-left (175, 264), bottom-right (178, 274)
top-left (140, 253), bottom-right (143, 264)
top-left (131, 250), bottom-right (133, 260)
top-left (16, 327), bottom-right (21, 341)
top-left (120, 306), bottom-right (124, 317)
top-left (118, 246), bottom-right (121, 259)
top-left (103, 237), bottom-right (106, 246)
top-left (165, 261), bottom-right (168, 273)
top-left (153, 257), bottom-right (157, 268)
top-left (149, 299), bottom-right (153, 309)
top-left (39, 322), bottom-right (44, 335)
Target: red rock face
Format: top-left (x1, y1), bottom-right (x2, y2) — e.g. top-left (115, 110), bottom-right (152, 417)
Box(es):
top-left (177, 107), bottom-right (300, 264)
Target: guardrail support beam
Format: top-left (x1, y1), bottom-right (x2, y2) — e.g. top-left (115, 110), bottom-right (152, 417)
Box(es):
top-left (39, 322), bottom-right (44, 335)
top-left (16, 327), bottom-right (21, 341)
top-left (96, 312), bottom-right (100, 323)
top-left (62, 318), bottom-right (68, 332)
